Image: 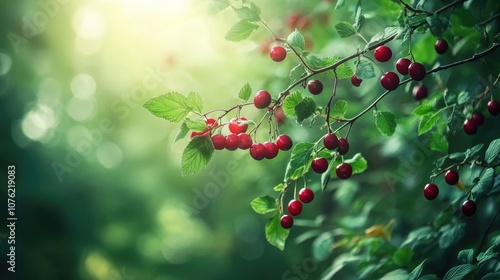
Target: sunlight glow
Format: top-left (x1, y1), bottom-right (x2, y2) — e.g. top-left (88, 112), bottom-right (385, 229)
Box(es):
top-left (120, 0), bottom-right (190, 16)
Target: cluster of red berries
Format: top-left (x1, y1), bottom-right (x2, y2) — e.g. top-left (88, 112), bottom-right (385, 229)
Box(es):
top-left (463, 100), bottom-right (500, 135)
top-left (311, 134), bottom-right (352, 178)
top-left (423, 169), bottom-right (477, 217)
top-left (280, 187), bottom-right (315, 229)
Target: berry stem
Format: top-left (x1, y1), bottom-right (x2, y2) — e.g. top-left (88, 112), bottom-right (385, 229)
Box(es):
top-left (477, 13), bottom-right (500, 27)
top-left (473, 206), bottom-right (500, 263)
top-left (325, 71), bottom-right (339, 133)
top-left (398, 0), bottom-right (432, 16)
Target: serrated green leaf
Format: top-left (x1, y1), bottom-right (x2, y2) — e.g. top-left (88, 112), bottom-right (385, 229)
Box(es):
top-left (174, 122), bottom-right (189, 143)
top-left (238, 82), bottom-right (252, 101)
top-left (392, 247), bottom-right (413, 267)
top-left (185, 118), bottom-right (207, 132)
top-left (381, 269), bottom-right (409, 280)
top-left (473, 168), bottom-right (494, 197)
top-left (232, 6), bottom-right (260, 22)
top-left (485, 139), bottom-right (500, 165)
top-left (433, 156), bottom-right (447, 169)
top-left (353, 2), bottom-right (365, 31)
top-left (313, 233), bottom-right (334, 261)
top-left (345, 153), bottom-right (368, 174)
top-left (412, 103), bottom-right (436, 116)
top-left (336, 64), bottom-right (354, 79)
top-left (442, 264), bottom-right (477, 280)
top-left (289, 64), bottom-right (306, 82)
top-left (418, 112), bottom-right (441, 135)
top-left (273, 183), bottom-right (284, 192)
top-left (334, 21), bottom-right (357, 38)
top-left (355, 57), bottom-right (375, 79)
top-left (186, 92), bottom-right (203, 112)
top-left (331, 99), bottom-right (348, 118)
top-left (181, 136), bottom-right (215, 176)
top-left (250, 196), bottom-right (278, 214)
top-left (426, 14), bottom-right (450, 38)
top-left (477, 244), bottom-right (499, 264)
top-left (457, 90), bottom-right (471, 105)
top-left (375, 111), bottom-right (397, 136)
top-left (287, 29), bottom-right (305, 53)
top-left (283, 91), bottom-right (303, 116)
top-left (366, 27), bottom-right (401, 49)
top-left (448, 107), bottom-right (464, 131)
top-left (225, 20), bottom-right (259, 41)
top-left (439, 223), bottom-right (465, 249)
top-left (430, 131), bottom-right (448, 153)
top-left (457, 249), bottom-right (475, 264)
top-left (284, 142), bottom-right (314, 181)
top-left (143, 92), bottom-right (191, 123)
top-left (408, 259), bottom-right (426, 280)
top-left (296, 97), bottom-right (317, 123)
top-left (266, 213), bottom-right (290, 250)
top-left (304, 53), bottom-right (325, 69)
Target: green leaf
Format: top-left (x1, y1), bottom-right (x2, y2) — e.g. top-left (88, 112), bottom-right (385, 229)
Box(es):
top-left (418, 275), bottom-right (440, 280)
top-left (186, 92), bottom-right (203, 112)
top-left (473, 168), bottom-right (494, 197)
top-left (143, 92), bottom-right (191, 123)
top-left (238, 82), bottom-right (252, 101)
top-left (284, 142), bottom-right (315, 181)
top-left (181, 136), bottom-right (215, 176)
top-left (185, 118), bottom-right (207, 132)
top-left (426, 14), bottom-right (450, 38)
top-left (174, 122), bottom-right (189, 143)
top-left (335, 0), bottom-right (345, 9)
top-left (250, 196), bottom-right (278, 215)
top-left (381, 269), bottom-right (409, 280)
top-left (466, 144), bottom-right (484, 160)
top-left (477, 244), bottom-right (499, 265)
top-left (355, 57), bottom-right (376, 79)
top-left (331, 99), bottom-right (348, 118)
top-left (392, 247), bottom-right (413, 267)
top-left (366, 27), bottom-right (401, 49)
top-left (232, 6), bottom-right (260, 22)
top-left (430, 131), bottom-right (448, 153)
top-left (208, 0), bottom-right (231, 14)
top-left (225, 20), bottom-right (259, 41)
top-left (296, 97), bottom-right (317, 123)
top-left (321, 156), bottom-right (336, 191)
top-left (412, 103), bottom-right (436, 116)
top-left (482, 272), bottom-right (500, 280)
top-left (304, 53), bottom-right (325, 69)
top-left (408, 259), bottom-right (427, 280)
top-left (336, 64), bottom-right (354, 79)
top-left (457, 90), bottom-right (471, 105)
top-left (287, 29), bottom-right (305, 53)
top-left (334, 21), bottom-right (357, 38)
top-left (375, 111), bottom-right (397, 136)
top-left (418, 112), bottom-right (441, 135)
top-left (401, 226), bottom-right (437, 247)
top-left (312, 232), bottom-right (334, 261)
top-left (433, 208), bottom-right (453, 229)
top-left (345, 153), bottom-right (367, 175)
top-left (273, 183), bottom-right (284, 192)
top-left (439, 223), bottom-right (465, 249)
top-left (442, 264), bottom-right (477, 280)
top-left (457, 249), bottom-right (475, 264)
top-left (353, 2), bottom-right (365, 31)
top-left (485, 139), bottom-right (500, 165)
top-left (265, 213), bottom-right (290, 250)
top-left (283, 91), bottom-right (303, 116)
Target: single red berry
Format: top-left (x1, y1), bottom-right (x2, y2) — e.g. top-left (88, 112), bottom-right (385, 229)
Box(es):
top-left (435, 39), bottom-right (449, 54)
top-left (264, 141), bottom-right (279, 159)
top-left (337, 137), bottom-right (350, 155)
top-left (380, 72), bottom-right (400, 91)
top-left (408, 62), bottom-right (426, 81)
top-left (423, 183), bottom-right (439, 200)
top-left (249, 143), bottom-right (266, 160)
top-left (228, 117), bottom-right (248, 134)
top-left (412, 85), bottom-right (428, 101)
top-left (396, 58), bottom-right (411, 75)
top-left (280, 214), bottom-right (294, 229)
top-left (351, 75), bottom-right (363, 87)
top-left (374, 45), bottom-right (392, 62)
top-left (463, 119), bottom-right (478, 135)
top-left (336, 162), bottom-right (353, 179)
top-left (323, 133), bottom-right (338, 150)
top-left (190, 131), bottom-right (207, 139)
top-left (211, 134), bottom-right (225, 150)
top-left (311, 157), bottom-right (329, 173)
top-left (224, 133), bottom-right (240, 151)
top-left (254, 90), bottom-right (272, 109)
top-left (276, 134), bottom-right (293, 151)
top-left (307, 79), bottom-right (324, 95)
top-left (488, 100), bottom-right (500, 116)
top-left (462, 200), bottom-right (477, 217)
top-left (270, 45), bottom-right (287, 62)
top-left (205, 118), bottom-right (218, 130)
top-left (288, 199), bottom-right (303, 216)
top-left (238, 133), bottom-right (253, 150)
top-left (444, 170), bottom-right (459, 185)
top-left (298, 188), bottom-right (314, 203)
top-left (275, 106), bottom-right (286, 125)
top-left (472, 112), bottom-right (484, 126)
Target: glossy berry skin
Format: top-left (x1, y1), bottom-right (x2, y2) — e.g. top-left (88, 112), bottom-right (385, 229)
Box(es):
top-left (264, 141), bottom-right (279, 159)
top-left (374, 46), bottom-right (392, 62)
top-left (238, 133), bottom-right (253, 150)
top-left (396, 58), bottom-right (411, 75)
top-left (408, 62), bottom-right (426, 81)
top-left (224, 133), bottom-right (240, 151)
top-left (249, 143), bottom-right (266, 160)
top-left (472, 112), bottom-right (485, 126)
top-left (228, 117), bottom-right (248, 134)
top-left (254, 90), bottom-right (272, 109)
top-left (423, 183), bottom-right (439, 200)
top-left (462, 200), bottom-right (477, 217)
top-left (211, 134), bottom-right (225, 150)
top-left (337, 137), bottom-right (350, 155)
top-left (205, 118), bottom-right (218, 129)
top-left (445, 170), bottom-right (459, 185)
top-left (298, 188), bottom-right (314, 203)
top-left (280, 215), bottom-right (294, 229)
top-left (307, 79), bottom-right (324, 95)
top-left (276, 134), bottom-right (293, 151)
top-left (488, 100), bottom-right (500, 116)
top-left (270, 45), bottom-right (287, 62)
top-left (351, 75), bottom-right (363, 87)
top-left (288, 199), bottom-right (303, 216)
top-left (463, 119), bottom-right (478, 135)
top-left (324, 133), bottom-right (338, 150)
top-left (380, 72), bottom-right (400, 91)
top-left (336, 163), bottom-right (353, 179)
top-left (435, 39), bottom-right (448, 54)
top-left (412, 85), bottom-right (428, 101)
top-left (311, 157), bottom-right (329, 173)
top-left (190, 118), bottom-right (218, 138)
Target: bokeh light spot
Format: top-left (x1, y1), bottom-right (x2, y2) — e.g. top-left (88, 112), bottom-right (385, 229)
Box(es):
top-left (66, 97), bottom-right (95, 121)
top-left (71, 73), bottom-right (96, 99)
top-left (96, 141), bottom-right (123, 169)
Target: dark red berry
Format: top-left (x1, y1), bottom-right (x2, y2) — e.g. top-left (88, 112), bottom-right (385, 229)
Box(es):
top-left (264, 141), bottom-right (279, 159)
top-left (488, 100), bottom-right (500, 116)
top-left (224, 133), bottom-right (240, 150)
top-left (408, 62), bottom-right (426, 81)
top-left (254, 90), bottom-right (272, 109)
top-left (463, 119), bottom-right (478, 135)
top-left (423, 183), bottom-right (439, 200)
top-left (396, 58), bottom-right (411, 75)
top-left (412, 85), bottom-right (428, 101)
top-left (308, 79), bottom-right (323, 95)
top-left (249, 143), bottom-right (266, 160)
top-left (374, 46), bottom-right (392, 62)
top-left (337, 137), bottom-right (350, 155)
top-left (323, 133), bottom-right (338, 150)
top-left (288, 199), bottom-right (303, 216)
top-left (462, 200), bottom-right (477, 217)
top-left (211, 134), bottom-right (225, 150)
top-left (351, 75), bottom-right (363, 87)
top-left (238, 133), bottom-right (253, 150)
top-left (298, 188), bottom-right (314, 203)
top-left (228, 117), bottom-right (248, 134)
top-left (336, 162), bottom-right (352, 179)
top-left (276, 134), bottom-right (293, 151)
top-left (435, 39), bottom-right (448, 54)
top-left (311, 157), bottom-right (329, 173)
top-left (270, 45), bottom-right (287, 62)
top-left (444, 170), bottom-right (459, 185)
top-left (280, 214), bottom-right (294, 229)
top-left (380, 72), bottom-right (400, 91)
top-left (472, 112), bottom-right (484, 126)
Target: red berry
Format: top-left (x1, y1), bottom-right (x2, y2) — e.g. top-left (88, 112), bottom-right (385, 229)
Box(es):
top-left (270, 45), bottom-right (287, 62)
top-left (380, 72), bottom-right (400, 91)
top-left (287, 199), bottom-right (303, 216)
top-left (472, 112), bottom-right (484, 126)
top-left (311, 157), bottom-right (329, 173)
top-left (249, 143), bottom-right (266, 160)
top-left (374, 45), bottom-right (392, 62)
top-left (298, 188), bottom-right (314, 203)
top-left (254, 90), bottom-right (272, 109)
top-left (264, 141), bottom-right (279, 159)
top-left (337, 137), bottom-right (350, 155)
top-left (280, 214), bottom-right (294, 229)
top-left (228, 117), bottom-right (248, 134)
top-left (190, 131), bottom-right (207, 139)
top-left (444, 170), bottom-right (459, 185)
top-left (488, 100), bottom-right (500, 116)
top-left (205, 117), bottom-right (218, 129)
top-left (238, 133), bottom-right (253, 150)
top-left (408, 62), bottom-right (426, 81)
top-left (412, 85), bottom-right (428, 101)
top-left (463, 119), bottom-right (478, 135)
top-left (275, 106), bottom-right (286, 125)
top-left (323, 133), bottom-right (338, 150)
top-left (224, 133), bottom-right (240, 150)
top-left (276, 134), bottom-right (293, 151)
top-left (396, 58), bottom-right (411, 75)
top-left (211, 134), bottom-right (225, 150)
top-left (462, 200), bottom-right (477, 217)
top-left (336, 162), bottom-right (352, 179)
top-left (423, 183), bottom-right (439, 200)
top-left (351, 75), bottom-right (363, 87)
top-left (307, 79), bottom-right (324, 95)
top-left (435, 39), bottom-right (448, 54)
